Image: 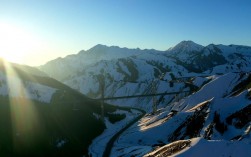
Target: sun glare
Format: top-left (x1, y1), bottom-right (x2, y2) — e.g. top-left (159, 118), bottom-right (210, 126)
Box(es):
top-left (0, 22), bottom-right (40, 64)
top-left (2, 60), bottom-right (41, 148)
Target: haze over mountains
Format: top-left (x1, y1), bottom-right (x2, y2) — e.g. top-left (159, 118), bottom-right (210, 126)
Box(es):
top-left (0, 41), bottom-right (251, 156)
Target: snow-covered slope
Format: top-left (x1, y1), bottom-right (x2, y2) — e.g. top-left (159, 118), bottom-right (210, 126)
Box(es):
top-left (0, 71), bottom-right (56, 103)
top-left (0, 61), bottom-right (56, 103)
top-left (144, 138), bottom-right (251, 157)
top-left (110, 72), bottom-right (251, 157)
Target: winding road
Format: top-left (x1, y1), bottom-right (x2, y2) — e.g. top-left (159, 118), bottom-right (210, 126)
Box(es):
top-left (103, 108), bottom-right (146, 157)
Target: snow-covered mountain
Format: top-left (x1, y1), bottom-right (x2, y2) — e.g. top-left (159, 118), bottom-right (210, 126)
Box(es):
top-left (38, 41), bottom-right (251, 156)
top-left (39, 41), bottom-right (251, 112)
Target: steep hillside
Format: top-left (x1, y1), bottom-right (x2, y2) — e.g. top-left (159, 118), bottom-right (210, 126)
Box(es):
top-left (109, 73), bottom-right (251, 157)
top-left (0, 59), bottom-right (129, 157)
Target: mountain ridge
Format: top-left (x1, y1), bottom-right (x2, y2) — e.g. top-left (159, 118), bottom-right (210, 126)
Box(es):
top-left (41, 40), bottom-right (251, 68)
top-left (37, 40), bottom-right (251, 113)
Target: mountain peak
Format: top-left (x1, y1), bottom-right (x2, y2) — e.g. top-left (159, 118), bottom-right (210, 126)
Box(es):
top-left (178, 40), bottom-right (199, 46)
top-left (90, 44), bottom-right (108, 50)
top-left (169, 40), bottom-right (204, 52)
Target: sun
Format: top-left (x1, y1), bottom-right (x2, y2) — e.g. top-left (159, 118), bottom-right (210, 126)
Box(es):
top-left (0, 22), bottom-right (39, 64)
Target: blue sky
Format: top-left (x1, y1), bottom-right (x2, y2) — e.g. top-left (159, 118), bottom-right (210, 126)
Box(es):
top-left (0, 0), bottom-right (251, 65)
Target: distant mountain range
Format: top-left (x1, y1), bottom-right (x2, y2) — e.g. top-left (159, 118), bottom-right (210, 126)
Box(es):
top-left (39, 41), bottom-right (251, 110)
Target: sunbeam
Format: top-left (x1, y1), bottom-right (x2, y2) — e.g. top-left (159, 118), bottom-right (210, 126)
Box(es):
top-left (2, 60), bottom-right (42, 152)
